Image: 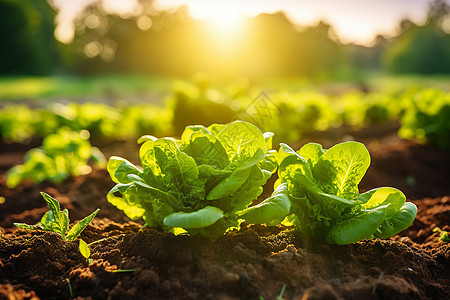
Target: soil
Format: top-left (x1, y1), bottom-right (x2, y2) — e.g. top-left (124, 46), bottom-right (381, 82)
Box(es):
top-left (0, 126), bottom-right (449, 300)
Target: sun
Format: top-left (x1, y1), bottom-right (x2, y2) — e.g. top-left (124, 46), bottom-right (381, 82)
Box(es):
top-left (187, 3), bottom-right (246, 35)
top-left (206, 12), bottom-right (244, 34)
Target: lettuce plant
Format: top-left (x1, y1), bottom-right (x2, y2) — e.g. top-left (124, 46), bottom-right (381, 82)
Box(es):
top-left (14, 192), bottom-right (99, 241)
top-left (107, 121), bottom-right (276, 240)
top-left (399, 89), bottom-right (450, 149)
top-left (6, 129), bottom-right (106, 188)
top-left (243, 141), bottom-right (417, 245)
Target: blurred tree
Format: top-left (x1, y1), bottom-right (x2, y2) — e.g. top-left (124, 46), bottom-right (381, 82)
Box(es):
top-left (69, 1), bottom-right (347, 79)
top-left (0, 0), bottom-right (58, 75)
top-left (384, 0), bottom-right (450, 74)
top-left (297, 21), bottom-right (347, 78)
top-left (241, 14), bottom-right (345, 78)
top-left (69, 0), bottom-right (195, 75)
top-left (348, 35), bottom-right (387, 72)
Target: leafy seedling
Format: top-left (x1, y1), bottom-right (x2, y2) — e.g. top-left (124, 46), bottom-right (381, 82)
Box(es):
top-left (79, 236), bottom-right (122, 263)
top-left (79, 239), bottom-right (91, 258)
top-left (14, 192), bottom-right (99, 242)
top-left (433, 227), bottom-right (450, 242)
top-left (79, 239), bottom-right (93, 263)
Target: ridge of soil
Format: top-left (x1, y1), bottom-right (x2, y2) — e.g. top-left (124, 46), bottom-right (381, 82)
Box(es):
top-left (0, 218), bottom-right (448, 300)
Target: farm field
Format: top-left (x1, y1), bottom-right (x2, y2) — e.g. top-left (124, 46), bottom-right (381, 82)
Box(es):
top-left (0, 78), bottom-right (449, 299)
top-left (2, 0), bottom-right (450, 298)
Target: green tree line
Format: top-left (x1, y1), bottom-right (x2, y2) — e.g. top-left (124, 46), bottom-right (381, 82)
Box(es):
top-left (0, 0), bottom-right (448, 77)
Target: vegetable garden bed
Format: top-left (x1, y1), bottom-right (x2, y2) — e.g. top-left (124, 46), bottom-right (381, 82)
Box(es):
top-left (0, 126), bottom-right (449, 299)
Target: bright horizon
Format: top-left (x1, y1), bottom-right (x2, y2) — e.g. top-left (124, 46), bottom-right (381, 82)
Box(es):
top-left (52, 0), bottom-right (443, 45)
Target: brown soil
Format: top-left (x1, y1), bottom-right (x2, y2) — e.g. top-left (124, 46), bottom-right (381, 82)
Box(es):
top-left (0, 129), bottom-right (449, 300)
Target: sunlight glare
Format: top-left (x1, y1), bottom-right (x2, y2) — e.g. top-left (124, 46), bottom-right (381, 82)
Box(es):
top-left (188, 3), bottom-right (245, 35)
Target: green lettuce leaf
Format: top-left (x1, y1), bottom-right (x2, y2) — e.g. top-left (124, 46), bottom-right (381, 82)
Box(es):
top-left (313, 141), bottom-right (370, 199)
top-left (217, 120), bottom-right (267, 159)
top-left (182, 131), bottom-right (229, 169)
top-left (163, 206), bottom-right (224, 228)
top-left (107, 157), bottom-right (142, 184)
top-left (297, 142), bottom-right (325, 165)
top-left (241, 183), bottom-right (291, 226)
top-left (325, 205), bottom-right (388, 245)
top-left (206, 148), bottom-right (264, 200)
top-left (374, 202), bottom-right (417, 238)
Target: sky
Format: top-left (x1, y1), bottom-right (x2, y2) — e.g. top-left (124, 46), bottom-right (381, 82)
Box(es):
top-left (52, 0), bottom-right (442, 45)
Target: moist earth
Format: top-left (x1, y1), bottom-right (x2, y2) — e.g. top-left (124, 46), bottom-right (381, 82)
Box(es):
top-left (0, 127), bottom-right (449, 300)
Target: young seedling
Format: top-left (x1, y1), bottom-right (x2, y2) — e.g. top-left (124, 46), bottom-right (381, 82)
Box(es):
top-left (433, 227), bottom-right (450, 242)
top-left (106, 269), bottom-right (137, 273)
top-left (79, 239), bottom-right (91, 258)
top-left (79, 239), bottom-right (94, 264)
top-left (66, 278), bottom-right (74, 299)
top-left (258, 284), bottom-right (286, 300)
top-left (243, 141), bottom-right (417, 245)
top-left (14, 192), bottom-right (99, 242)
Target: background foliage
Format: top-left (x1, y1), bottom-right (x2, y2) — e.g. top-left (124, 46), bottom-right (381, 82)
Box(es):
top-left (0, 0), bottom-right (448, 78)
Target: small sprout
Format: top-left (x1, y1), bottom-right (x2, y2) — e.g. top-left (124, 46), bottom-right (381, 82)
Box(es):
top-left (14, 192), bottom-right (99, 242)
top-left (79, 239), bottom-right (91, 259)
top-left (87, 233), bottom-right (125, 246)
top-left (87, 236), bottom-right (113, 246)
top-left (433, 227), bottom-right (450, 242)
top-left (66, 278), bottom-right (73, 299)
top-left (406, 176), bottom-right (416, 187)
top-left (277, 284), bottom-right (287, 300)
top-left (372, 272), bottom-right (384, 294)
top-left (106, 269), bottom-right (137, 273)
top-left (20, 236), bottom-right (37, 245)
top-left (259, 284), bottom-right (286, 300)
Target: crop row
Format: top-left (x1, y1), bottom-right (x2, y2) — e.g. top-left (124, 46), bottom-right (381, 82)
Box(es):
top-left (1, 82), bottom-right (449, 148)
top-left (10, 121), bottom-right (417, 246)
